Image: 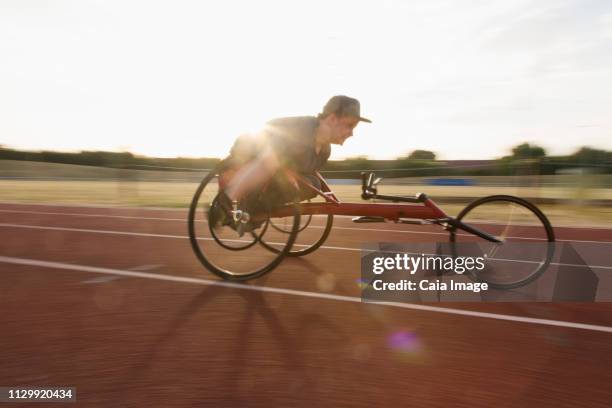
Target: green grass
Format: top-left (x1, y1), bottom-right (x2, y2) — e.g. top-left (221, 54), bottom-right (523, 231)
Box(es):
top-left (1, 180), bottom-right (611, 227)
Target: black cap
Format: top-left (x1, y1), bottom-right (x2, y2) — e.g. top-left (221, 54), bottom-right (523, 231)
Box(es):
top-left (321, 95), bottom-right (372, 123)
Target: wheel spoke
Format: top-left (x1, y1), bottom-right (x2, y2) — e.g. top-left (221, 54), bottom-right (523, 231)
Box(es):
top-left (188, 167), bottom-right (300, 280)
top-left (259, 212), bottom-right (333, 257)
top-left (450, 195), bottom-right (555, 289)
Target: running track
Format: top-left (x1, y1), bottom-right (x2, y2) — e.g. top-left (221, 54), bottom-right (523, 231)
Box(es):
top-left (1, 202), bottom-right (611, 407)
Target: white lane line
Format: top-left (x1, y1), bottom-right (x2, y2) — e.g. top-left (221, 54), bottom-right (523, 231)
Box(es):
top-left (1, 255), bottom-right (611, 334)
top-left (1, 208), bottom-right (610, 244)
top-left (82, 264), bottom-right (163, 282)
top-left (129, 264), bottom-right (165, 272)
top-left (81, 276), bottom-right (122, 284)
top-left (0, 222), bottom-right (186, 239)
top-left (3, 201), bottom-right (612, 230)
top-left (0, 201), bottom-right (189, 212)
top-left (0, 208), bottom-right (185, 222)
top-left (0, 222), bottom-right (610, 270)
top-left (1, 222), bottom-right (611, 271)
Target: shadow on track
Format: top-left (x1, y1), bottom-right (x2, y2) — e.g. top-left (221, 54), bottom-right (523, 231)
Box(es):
top-left (113, 275), bottom-right (351, 405)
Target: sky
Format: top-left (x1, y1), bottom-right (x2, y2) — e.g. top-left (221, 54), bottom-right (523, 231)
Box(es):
top-left (1, 0), bottom-right (611, 160)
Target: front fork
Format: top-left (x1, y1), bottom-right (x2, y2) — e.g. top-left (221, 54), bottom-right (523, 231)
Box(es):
top-left (443, 218), bottom-right (503, 243)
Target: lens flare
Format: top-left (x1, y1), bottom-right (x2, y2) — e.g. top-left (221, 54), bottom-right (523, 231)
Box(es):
top-left (316, 272), bottom-right (336, 292)
top-left (356, 278), bottom-right (369, 290)
top-left (386, 330), bottom-right (427, 363)
top-left (388, 330), bottom-right (420, 352)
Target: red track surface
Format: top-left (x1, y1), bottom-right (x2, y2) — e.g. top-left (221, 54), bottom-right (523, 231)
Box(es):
top-left (1, 202), bottom-right (612, 407)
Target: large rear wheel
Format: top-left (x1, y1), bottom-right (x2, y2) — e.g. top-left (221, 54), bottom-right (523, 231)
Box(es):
top-left (188, 167), bottom-right (300, 281)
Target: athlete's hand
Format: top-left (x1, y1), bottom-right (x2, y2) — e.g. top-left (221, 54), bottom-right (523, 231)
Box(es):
top-left (284, 171), bottom-right (300, 191)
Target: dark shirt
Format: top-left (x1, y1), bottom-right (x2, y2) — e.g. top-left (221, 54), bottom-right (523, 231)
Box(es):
top-left (229, 116), bottom-right (331, 174)
top-left (264, 116), bottom-right (331, 174)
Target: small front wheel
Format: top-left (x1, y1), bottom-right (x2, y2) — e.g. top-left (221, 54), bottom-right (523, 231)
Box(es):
top-left (259, 210), bottom-right (334, 257)
top-left (449, 195), bottom-right (555, 289)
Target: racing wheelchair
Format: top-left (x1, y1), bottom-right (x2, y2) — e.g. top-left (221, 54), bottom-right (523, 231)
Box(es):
top-left (188, 162), bottom-right (555, 289)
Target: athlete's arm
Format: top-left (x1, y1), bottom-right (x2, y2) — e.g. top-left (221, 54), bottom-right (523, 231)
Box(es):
top-left (224, 145), bottom-right (280, 202)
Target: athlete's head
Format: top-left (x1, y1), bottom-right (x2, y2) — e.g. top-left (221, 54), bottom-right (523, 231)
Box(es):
top-left (317, 95), bottom-right (371, 145)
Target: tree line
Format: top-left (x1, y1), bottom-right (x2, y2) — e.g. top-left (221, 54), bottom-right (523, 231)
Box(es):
top-left (321, 144), bottom-right (612, 177)
top-left (0, 147), bottom-right (221, 172)
top-left (0, 143), bottom-right (610, 177)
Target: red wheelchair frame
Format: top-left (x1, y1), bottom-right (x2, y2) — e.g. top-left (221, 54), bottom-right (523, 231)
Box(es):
top-left (270, 170), bottom-right (444, 218)
top-left (258, 170), bottom-right (502, 244)
top-left (188, 164), bottom-right (555, 284)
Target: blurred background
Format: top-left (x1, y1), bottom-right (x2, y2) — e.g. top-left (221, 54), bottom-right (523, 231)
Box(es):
top-left (2, 0), bottom-right (611, 225)
top-left (1, 143), bottom-right (610, 226)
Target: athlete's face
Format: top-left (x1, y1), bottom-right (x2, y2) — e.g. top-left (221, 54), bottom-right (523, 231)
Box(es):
top-left (329, 115), bottom-right (360, 145)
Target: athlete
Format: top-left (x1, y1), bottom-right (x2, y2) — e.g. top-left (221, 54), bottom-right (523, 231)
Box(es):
top-left (212, 95), bottom-right (371, 231)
